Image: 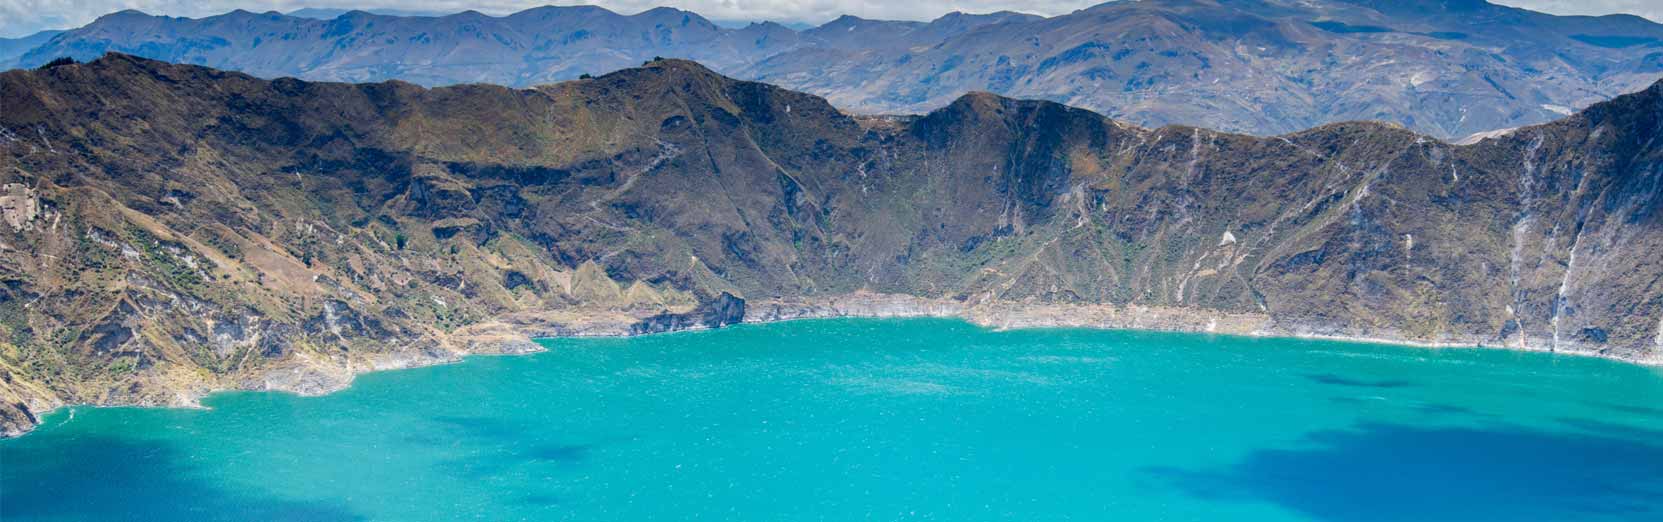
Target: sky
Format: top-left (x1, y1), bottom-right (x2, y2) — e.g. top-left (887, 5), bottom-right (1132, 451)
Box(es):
top-left (2, 0), bottom-right (1661, 38)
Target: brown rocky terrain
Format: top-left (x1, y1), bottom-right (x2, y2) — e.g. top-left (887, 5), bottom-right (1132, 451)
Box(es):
top-left (1, 54), bottom-right (1660, 437)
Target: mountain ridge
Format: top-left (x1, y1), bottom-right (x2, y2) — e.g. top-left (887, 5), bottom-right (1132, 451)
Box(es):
top-left (1, 53), bottom-right (1661, 439)
top-left (6, 1), bottom-right (1663, 138)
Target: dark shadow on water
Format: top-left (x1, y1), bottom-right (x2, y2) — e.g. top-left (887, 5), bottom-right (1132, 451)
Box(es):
top-left (1304, 373), bottom-right (1412, 389)
top-left (1146, 422), bottom-right (1663, 521)
top-left (1555, 417), bottom-right (1663, 443)
top-left (1412, 403), bottom-right (1492, 418)
top-left (1584, 401), bottom-right (1663, 420)
top-left (429, 415), bottom-right (531, 440)
top-left (420, 415), bottom-right (597, 479)
top-left (1328, 398), bottom-right (1494, 420)
top-left (1, 436), bottom-right (364, 522)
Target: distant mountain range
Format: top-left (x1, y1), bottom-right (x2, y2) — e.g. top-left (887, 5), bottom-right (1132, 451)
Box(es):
top-left (3, 1), bottom-right (1662, 138)
top-left (0, 30), bottom-right (61, 62)
top-left (285, 7), bottom-right (458, 20)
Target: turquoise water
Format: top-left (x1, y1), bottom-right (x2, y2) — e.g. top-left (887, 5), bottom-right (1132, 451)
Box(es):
top-left (5, 318), bottom-right (1663, 521)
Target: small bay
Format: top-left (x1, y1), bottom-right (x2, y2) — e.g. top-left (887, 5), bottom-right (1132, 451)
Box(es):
top-left (4, 318), bottom-right (1662, 521)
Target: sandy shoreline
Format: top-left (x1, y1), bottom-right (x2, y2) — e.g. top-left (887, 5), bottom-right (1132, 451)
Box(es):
top-left (6, 292), bottom-right (1657, 438)
top-left (741, 293), bottom-right (1657, 363)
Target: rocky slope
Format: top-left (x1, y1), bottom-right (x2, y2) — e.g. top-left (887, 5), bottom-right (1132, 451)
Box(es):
top-left (5, 1), bottom-right (1663, 138)
top-left (2, 54), bottom-right (1661, 437)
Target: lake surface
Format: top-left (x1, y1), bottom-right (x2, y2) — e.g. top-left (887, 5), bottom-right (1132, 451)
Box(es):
top-left (5, 318), bottom-right (1663, 521)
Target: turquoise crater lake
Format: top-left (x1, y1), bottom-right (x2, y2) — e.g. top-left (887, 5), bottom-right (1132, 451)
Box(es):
top-left (5, 318), bottom-right (1663, 521)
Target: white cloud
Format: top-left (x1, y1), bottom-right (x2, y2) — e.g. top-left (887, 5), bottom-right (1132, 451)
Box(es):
top-left (1501, 1), bottom-right (1663, 23)
top-left (1, 0), bottom-right (1658, 38)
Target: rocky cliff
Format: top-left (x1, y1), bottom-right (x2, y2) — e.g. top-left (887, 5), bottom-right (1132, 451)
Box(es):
top-left (1, 54), bottom-right (1660, 437)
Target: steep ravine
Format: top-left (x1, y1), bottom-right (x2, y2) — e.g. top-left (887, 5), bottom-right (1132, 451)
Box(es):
top-left (1, 54), bottom-right (1660, 437)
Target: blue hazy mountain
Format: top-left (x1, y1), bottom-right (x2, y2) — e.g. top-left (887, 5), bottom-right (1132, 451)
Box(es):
top-left (0, 30), bottom-right (62, 69)
top-left (4, 1), bottom-right (1662, 138)
top-left (12, 1), bottom-right (1663, 136)
top-left (286, 7), bottom-right (459, 19)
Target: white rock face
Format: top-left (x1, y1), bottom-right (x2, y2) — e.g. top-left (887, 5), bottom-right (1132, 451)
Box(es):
top-left (0, 183), bottom-right (39, 232)
top-left (1454, 127), bottom-right (1519, 145)
top-left (1656, 316), bottom-right (1663, 349)
top-left (1219, 231), bottom-right (1237, 246)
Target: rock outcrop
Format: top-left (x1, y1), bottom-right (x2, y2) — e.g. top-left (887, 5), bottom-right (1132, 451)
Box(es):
top-left (631, 292), bottom-right (746, 335)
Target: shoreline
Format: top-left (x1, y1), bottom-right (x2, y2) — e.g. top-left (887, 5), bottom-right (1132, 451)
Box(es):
top-left (5, 293), bottom-right (1658, 439)
top-left (739, 294), bottom-right (1658, 364)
